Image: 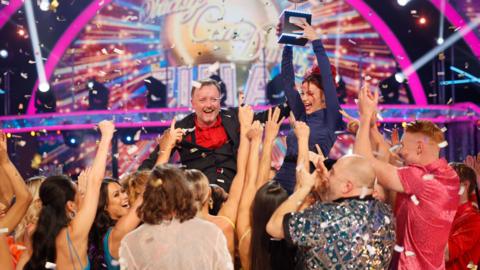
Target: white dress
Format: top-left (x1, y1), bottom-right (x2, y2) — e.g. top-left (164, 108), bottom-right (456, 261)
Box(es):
top-left (119, 217), bottom-right (233, 270)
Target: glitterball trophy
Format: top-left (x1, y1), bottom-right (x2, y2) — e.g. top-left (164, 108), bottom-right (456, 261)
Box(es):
top-left (278, 0), bottom-right (312, 46)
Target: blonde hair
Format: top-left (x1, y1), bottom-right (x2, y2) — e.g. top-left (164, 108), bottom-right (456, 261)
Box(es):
top-left (15, 176), bottom-right (45, 243)
top-left (405, 120), bottom-right (444, 144)
top-left (120, 170), bottom-right (150, 206)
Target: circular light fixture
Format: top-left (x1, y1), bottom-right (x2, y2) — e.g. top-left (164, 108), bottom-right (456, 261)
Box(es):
top-left (39, 82), bottom-right (50, 92)
top-left (397, 0), bottom-right (410, 6)
top-left (419, 17), bottom-right (427, 24)
top-left (39, 0), bottom-right (50, 11)
top-left (395, 72), bottom-right (406, 83)
top-left (0, 49), bottom-right (8, 58)
top-left (436, 37), bottom-right (444, 45)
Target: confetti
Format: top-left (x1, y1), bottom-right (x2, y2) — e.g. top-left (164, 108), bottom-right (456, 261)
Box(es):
top-left (362, 233), bottom-right (369, 241)
top-left (45, 262), bottom-right (56, 269)
top-left (438, 141), bottom-right (448, 148)
top-left (101, 48), bottom-right (108, 54)
top-left (458, 185), bottom-right (465, 195)
top-left (410, 195), bottom-right (419, 205)
top-left (389, 144), bottom-right (401, 153)
top-left (192, 81), bottom-right (202, 88)
top-left (394, 245), bottom-right (404, 253)
top-left (440, 127), bottom-right (447, 132)
top-left (384, 216), bottom-right (391, 224)
top-left (16, 244), bottom-right (27, 250)
top-left (359, 186), bottom-right (369, 199)
top-left (366, 245), bottom-right (376, 255)
top-left (144, 79), bottom-right (151, 84)
top-left (467, 261), bottom-right (477, 269)
top-left (428, 93), bottom-right (438, 97)
top-left (422, 174), bottom-right (434, 180)
top-left (28, 60), bottom-right (35, 64)
top-left (405, 251), bottom-right (415, 256)
top-left (354, 99), bottom-right (358, 104)
top-left (133, 130), bottom-right (141, 141)
top-left (17, 140), bottom-right (26, 147)
top-left (20, 72), bottom-right (28, 79)
top-left (127, 145), bottom-right (138, 155)
top-left (113, 48), bottom-right (124, 55)
top-left (111, 260), bottom-right (120, 266)
top-left (348, 39), bottom-right (357, 45)
top-left (447, 98), bottom-right (453, 105)
top-left (320, 222), bottom-right (328, 229)
top-left (0, 228), bottom-right (8, 234)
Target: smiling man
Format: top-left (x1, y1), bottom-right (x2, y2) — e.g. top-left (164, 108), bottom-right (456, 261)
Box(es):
top-left (140, 79), bottom-right (289, 192)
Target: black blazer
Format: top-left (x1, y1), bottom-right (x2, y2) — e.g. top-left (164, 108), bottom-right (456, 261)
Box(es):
top-left (139, 104), bottom-right (290, 191)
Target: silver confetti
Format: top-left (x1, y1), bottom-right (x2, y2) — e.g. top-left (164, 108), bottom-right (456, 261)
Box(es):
top-left (422, 174), bottom-right (434, 180)
top-left (394, 245), bottom-right (404, 253)
top-left (410, 195), bottom-right (419, 205)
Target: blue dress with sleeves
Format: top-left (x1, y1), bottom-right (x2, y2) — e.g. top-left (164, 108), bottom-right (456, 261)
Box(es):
top-left (274, 39), bottom-right (344, 194)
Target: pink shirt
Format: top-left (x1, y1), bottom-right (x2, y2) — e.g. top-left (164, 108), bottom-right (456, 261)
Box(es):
top-left (394, 158), bottom-right (459, 270)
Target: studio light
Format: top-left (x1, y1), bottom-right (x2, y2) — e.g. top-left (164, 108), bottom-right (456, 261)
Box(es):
top-left (397, 0), bottom-right (411, 6)
top-left (39, 0), bottom-right (50, 11)
top-left (62, 130), bottom-right (83, 148)
top-left (394, 72), bottom-right (406, 83)
top-left (119, 129), bottom-right (139, 145)
top-left (0, 49), bottom-right (8, 59)
top-left (87, 79), bottom-right (110, 110)
top-left (436, 37), bottom-right (444, 45)
top-left (38, 82), bottom-right (50, 92)
top-left (144, 76), bottom-right (167, 108)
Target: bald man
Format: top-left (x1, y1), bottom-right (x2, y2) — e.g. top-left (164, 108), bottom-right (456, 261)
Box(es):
top-left (267, 155), bottom-right (395, 269)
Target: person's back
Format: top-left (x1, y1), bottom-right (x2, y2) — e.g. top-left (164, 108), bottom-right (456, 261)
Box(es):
top-left (394, 158), bottom-right (459, 269)
top-left (120, 217), bottom-right (233, 270)
top-left (285, 197), bottom-right (395, 269)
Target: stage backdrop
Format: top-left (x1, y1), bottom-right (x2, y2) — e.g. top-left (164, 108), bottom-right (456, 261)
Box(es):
top-left (37, 0), bottom-right (417, 178)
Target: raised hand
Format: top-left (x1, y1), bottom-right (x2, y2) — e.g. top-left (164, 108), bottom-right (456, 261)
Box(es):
top-left (465, 153), bottom-right (480, 179)
top-left (238, 104), bottom-right (254, 132)
top-left (156, 118), bottom-right (183, 151)
top-left (358, 84), bottom-right (378, 119)
top-left (293, 20), bottom-right (318, 41)
top-left (246, 120), bottom-right (264, 141)
top-left (0, 131), bottom-right (8, 165)
top-left (264, 107), bottom-right (285, 142)
top-left (293, 121), bottom-right (310, 140)
top-left (98, 120), bottom-right (115, 139)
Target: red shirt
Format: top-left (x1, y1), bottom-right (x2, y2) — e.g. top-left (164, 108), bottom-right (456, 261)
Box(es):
top-left (194, 116), bottom-right (228, 149)
top-left (446, 201), bottom-right (480, 270)
top-left (394, 158), bottom-right (460, 270)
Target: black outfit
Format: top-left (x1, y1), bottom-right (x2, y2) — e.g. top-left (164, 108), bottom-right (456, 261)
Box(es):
top-left (139, 105), bottom-right (290, 191)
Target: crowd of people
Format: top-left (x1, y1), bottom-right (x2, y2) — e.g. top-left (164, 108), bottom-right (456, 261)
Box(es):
top-left (0, 21), bottom-right (479, 270)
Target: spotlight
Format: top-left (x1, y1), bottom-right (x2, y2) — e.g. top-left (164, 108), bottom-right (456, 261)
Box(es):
top-left (397, 0), bottom-right (410, 6)
top-left (419, 17), bottom-right (427, 25)
top-left (39, 0), bottom-right (50, 11)
top-left (62, 130), bottom-right (83, 148)
top-left (38, 82), bottom-right (50, 92)
top-left (0, 49), bottom-right (8, 59)
top-left (35, 88), bottom-right (56, 113)
top-left (87, 79), bottom-right (110, 110)
top-left (394, 72), bottom-right (406, 83)
top-left (436, 37), bottom-right (444, 45)
top-left (17, 29), bottom-right (25, 36)
top-left (119, 129), bottom-right (138, 145)
top-left (144, 76), bottom-right (167, 108)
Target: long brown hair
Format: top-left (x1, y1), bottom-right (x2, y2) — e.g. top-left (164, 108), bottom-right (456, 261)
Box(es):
top-left (138, 164), bottom-right (197, 224)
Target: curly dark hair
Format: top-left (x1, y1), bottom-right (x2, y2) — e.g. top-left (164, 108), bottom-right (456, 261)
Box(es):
top-left (138, 164), bottom-right (196, 224)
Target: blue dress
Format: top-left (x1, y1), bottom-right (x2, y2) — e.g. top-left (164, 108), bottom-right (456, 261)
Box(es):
top-left (274, 39), bottom-right (344, 194)
top-left (103, 228), bottom-right (120, 270)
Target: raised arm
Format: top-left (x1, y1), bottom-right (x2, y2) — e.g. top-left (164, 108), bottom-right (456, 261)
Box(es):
top-left (71, 120), bottom-right (114, 240)
top-left (256, 107), bottom-right (284, 189)
top-left (154, 119), bottom-right (184, 166)
top-left (266, 162), bottom-right (316, 239)
top-left (0, 131), bottom-right (33, 233)
top-left (293, 120), bottom-right (311, 192)
top-left (236, 121), bottom-right (263, 242)
top-left (109, 195), bottom-right (142, 258)
top-left (354, 86), bottom-right (404, 193)
top-left (217, 105), bottom-right (253, 222)
top-left (0, 235), bottom-right (13, 270)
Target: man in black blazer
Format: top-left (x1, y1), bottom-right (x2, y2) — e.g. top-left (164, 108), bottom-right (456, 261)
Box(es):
top-left (139, 79), bottom-right (289, 191)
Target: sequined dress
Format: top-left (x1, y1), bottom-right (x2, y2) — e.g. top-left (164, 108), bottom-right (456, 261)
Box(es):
top-left (283, 196), bottom-right (395, 269)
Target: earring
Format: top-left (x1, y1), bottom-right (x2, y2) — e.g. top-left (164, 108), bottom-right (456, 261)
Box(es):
top-left (208, 198), bottom-right (214, 210)
top-left (68, 211), bottom-right (76, 219)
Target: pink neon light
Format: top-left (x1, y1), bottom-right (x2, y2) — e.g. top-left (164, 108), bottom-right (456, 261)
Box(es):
top-left (26, 0), bottom-right (113, 114)
top-left (430, 0), bottom-right (480, 58)
top-left (345, 0), bottom-right (427, 105)
top-left (0, 0), bottom-right (23, 29)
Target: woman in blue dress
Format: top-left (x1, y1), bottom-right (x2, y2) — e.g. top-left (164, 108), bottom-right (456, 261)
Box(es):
top-left (275, 20), bottom-right (344, 194)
